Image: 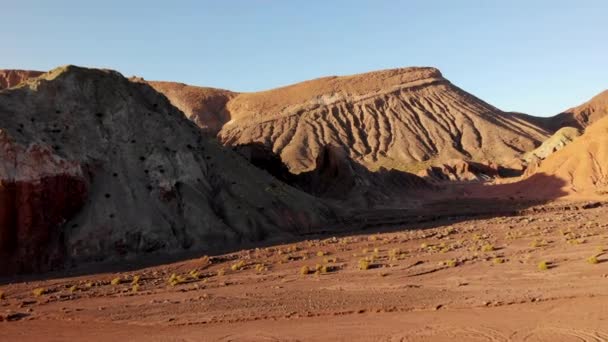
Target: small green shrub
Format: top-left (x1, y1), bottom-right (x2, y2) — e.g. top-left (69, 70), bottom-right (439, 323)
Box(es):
top-left (481, 244), bottom-right (495, 252)
top-left (538, 261), bottom-right (549, 271)
top-left (231, 260), bottom-right (245, 271)
top-left (358, 258), bottom-right (370, 270)
top-left (32, 288), bottom-right (46, 297)
top-left (587, 256), bottom-right (599, 264)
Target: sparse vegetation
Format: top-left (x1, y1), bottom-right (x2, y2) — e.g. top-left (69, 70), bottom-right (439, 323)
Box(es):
top-left (445, 259), bottom-right (458, 267)
top-left (587, 256), bottom-right (599, 264)
top-left (168, 273), bottom-right (187, 286)
top-left (254, 263), bottom-right (267, 273)
top-left (111, 277), bottom-right (122, 286)
top-left (131, 275), bottom-right (140, 285)
top-left (538, 261), bottom-right (549, 271)
top-left (231, 260), bottom-right (245, 271)
top-left (217, 268), bottom-right (225, 277)
top-left (316, 251), bottom-right (325, 257)
top-left (300, 265), bottom-right (310, 275)
top-left (69, 285), bottom-right (77, 293)
top-left (32, 287), bottom-right (46, 297)
top-left (493, 257), bottom-right (504, 264)
top-left (481, 244), bottom-right (495, 252)
top-left (132, 284), bottom-right (140, 293)
top-left (358, 258), bottom-right (370, 270)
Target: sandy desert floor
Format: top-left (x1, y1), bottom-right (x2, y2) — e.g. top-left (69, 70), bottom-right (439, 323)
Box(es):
top-left (2, 200), bottom-right (608, 341)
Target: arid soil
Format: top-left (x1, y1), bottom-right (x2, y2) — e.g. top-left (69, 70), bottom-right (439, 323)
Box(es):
top-left (2, 200), bottom-right (607, 341)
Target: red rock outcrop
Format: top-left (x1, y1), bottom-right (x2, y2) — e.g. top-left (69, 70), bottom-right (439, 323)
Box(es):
top-left (524, 116), bottom-right (608, 196)
top-left (147, 81), bottom-right (236, 134)
top-left (551, 90), bottom-right (608, 129)
top-left (0, 69), bottom-right (43, 90)
top-left (0, 136), bottom-right (87, 274)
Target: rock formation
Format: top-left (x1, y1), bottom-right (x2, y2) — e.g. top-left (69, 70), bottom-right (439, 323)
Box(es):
top-left (523, 126), bottom-right (582, 163)
top-left (0, 69), bottom-right (43, 90)
top-left (146, 81), bottom-right (236, 134)
top-left (216, 67), bottom-right (551, 175)
top-left (0, 66), bottom-right (337, 275)
top-left (525, 116), bottom-right (608, 196)
top-left (551, 90), bottom-right (608, 129)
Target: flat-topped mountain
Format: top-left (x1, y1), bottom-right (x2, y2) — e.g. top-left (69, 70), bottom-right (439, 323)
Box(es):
top-left (216, 67), bottom-right (550, 175)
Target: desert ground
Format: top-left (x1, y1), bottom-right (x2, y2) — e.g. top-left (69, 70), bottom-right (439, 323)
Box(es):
top-left (2, 199), bottom-right (607, 341)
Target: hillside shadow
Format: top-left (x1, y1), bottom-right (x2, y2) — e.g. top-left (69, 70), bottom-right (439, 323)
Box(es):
top-left (232, 142), bottom-right (430, 205)
top-left (0, 163), bottom-right (584, 285)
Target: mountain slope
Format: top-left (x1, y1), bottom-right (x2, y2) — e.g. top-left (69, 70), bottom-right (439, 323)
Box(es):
top-left (551, 90), bottom-right (608, 129)
top-left (0, 66), bottom-right (337, 275)
top-left (216, 67), bottom-right (551, 174)
top-left (146, 81), bottom-right (236, 134)
top-left (523, 126), bottom-right (582, 162)
top-left (0, 69), bottom-right (43, 90)
top-left (526, 116), bottom-right (608, 196)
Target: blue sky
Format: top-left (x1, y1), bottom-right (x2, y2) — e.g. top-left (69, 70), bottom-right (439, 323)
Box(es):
top-left (2, 1), bottom-right (607, 116)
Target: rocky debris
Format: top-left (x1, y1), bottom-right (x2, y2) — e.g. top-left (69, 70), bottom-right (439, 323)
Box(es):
top-left (0, 69), bottom-right (43, 90)
top-left (0, 65), bottom-right (339, 275)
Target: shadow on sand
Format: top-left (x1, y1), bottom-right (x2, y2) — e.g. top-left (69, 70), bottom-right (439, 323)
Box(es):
top-left (0, 159), bottom-right (580, 285)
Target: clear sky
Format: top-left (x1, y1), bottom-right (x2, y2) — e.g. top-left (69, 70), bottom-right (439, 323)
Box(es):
top-left (3, 0), bottom-right (607, 116)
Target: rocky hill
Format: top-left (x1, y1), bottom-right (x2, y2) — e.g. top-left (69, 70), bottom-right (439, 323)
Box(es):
top-left (146, 81), bottom-right (236, 134)
top-left (216, 67), bottom-right (551, 176)
top-left (525, 116), bottom-right (608, 196)
top-left (0, 66), bottom-right (338, 275)
top-left (551, 90), bottom-right (608, 129)
top-left (523, 126), bottom-right (582, 162)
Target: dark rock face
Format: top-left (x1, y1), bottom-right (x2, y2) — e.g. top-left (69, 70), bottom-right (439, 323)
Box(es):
top-left (0, 66), bottom-right (337, 275)
top-left (0, 175), bottom-right (87, 274)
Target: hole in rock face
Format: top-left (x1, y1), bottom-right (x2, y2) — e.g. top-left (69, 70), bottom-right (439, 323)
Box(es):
top-left (104, 193), bottom-right (111, 199)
